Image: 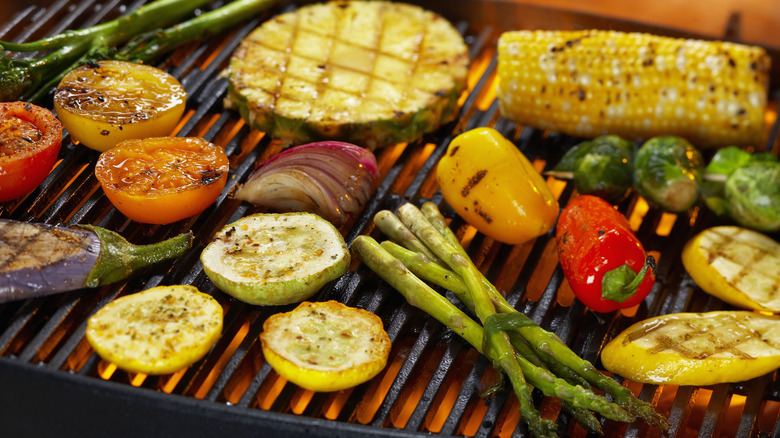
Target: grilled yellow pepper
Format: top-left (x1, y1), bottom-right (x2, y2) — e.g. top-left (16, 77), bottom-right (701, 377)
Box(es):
top-left (435, 127), bottom-right (559, 244)
top-left (602, 311), bottom-right (780, 386)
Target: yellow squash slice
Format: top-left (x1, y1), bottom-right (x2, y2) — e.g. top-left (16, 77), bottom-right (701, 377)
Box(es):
top-left (85, 285), bottom-right (223, 375)
top-left (602, 311), bottom-right (780, 385)
top-left (260, 300), bottom-right (391, 392)
top-left (682, 226), bottom-right (780, 311)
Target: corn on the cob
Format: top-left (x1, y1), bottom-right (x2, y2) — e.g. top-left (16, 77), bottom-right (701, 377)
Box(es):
top-left (496, 30), bottom-right (771, 148)
top-left (225, 1), bottom-right (469, 150)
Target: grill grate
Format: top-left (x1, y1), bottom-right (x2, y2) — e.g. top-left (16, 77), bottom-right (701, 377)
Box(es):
top-left (2, 1), bottom-right (780, 437)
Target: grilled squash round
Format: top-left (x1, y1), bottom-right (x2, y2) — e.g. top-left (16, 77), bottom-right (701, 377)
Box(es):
top-left (85, 285), bottom-right (223, 375)
top-left (224, 1), bottom-right (469, 150)
top-left (260, 300), bottom-right (391, 392)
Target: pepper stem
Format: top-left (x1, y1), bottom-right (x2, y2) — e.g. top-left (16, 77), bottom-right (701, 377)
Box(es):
top-left (601, 255), bottom-right (656, 303)
top-left (79, 225), bottom-right (193, 288)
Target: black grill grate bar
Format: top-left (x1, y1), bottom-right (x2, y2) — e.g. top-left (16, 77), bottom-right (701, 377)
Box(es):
top-left (369, 318), bottom-right (445, 428)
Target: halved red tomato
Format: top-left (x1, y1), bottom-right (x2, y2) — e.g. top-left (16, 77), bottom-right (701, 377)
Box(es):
top-left (0, 102), bottom-right (63, 203)
top-left (95, 137), bottom-right (229, 224)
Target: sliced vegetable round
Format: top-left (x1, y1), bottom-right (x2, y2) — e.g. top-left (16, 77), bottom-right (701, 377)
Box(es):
top-left (682, 226), bottom-right (780, 312)
top-left (54, 60), bottom-right (186, 152)
top-left (225, 1), bottom-right (469, 149)
top-left (234, 141), bottom-right (379, 226)
top-left (95, 136), bottom-right (228, 224)
top-left (260, 300), bottom-right (391, 392)
top-left (201, 212), bottom-right (350, 305)
top-left (85, 285), bottom-right (223, 375)
top-left (0, 101), bottom-right (62, 202)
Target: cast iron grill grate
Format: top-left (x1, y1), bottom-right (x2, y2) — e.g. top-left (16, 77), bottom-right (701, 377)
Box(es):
top-left (1, 1), bottom-right (779, 437)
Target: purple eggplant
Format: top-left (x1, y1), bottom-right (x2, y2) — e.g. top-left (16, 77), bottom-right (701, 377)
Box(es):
top-left (0, 219), bottom-right (192, 303)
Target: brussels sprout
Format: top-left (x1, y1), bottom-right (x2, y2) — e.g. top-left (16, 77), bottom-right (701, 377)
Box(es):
top-left (725, 161), bottom-right (780, 232)
top-left (702, 146), bottom-right (778, 216)
top-left (633, 136), bottom-right (704, 212)
top-left (553, 135), bottom-right (635, 202)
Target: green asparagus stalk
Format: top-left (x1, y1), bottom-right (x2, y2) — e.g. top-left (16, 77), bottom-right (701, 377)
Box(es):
top-left (382, 239), bottom-right (593, 391)
top-left (406, 202), bottom-right (669, 431)
top-left (353, 236), bottom-right (554, 437)
top-left (374, 210), bottom-right (445, 266)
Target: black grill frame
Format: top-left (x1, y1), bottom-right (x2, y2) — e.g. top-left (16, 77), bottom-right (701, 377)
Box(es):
top-left (1, 1), bottom-right (780, 437)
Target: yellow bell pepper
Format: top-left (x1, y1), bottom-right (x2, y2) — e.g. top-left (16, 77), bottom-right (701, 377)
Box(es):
top-left (435, 127), bottom-right (559, 244)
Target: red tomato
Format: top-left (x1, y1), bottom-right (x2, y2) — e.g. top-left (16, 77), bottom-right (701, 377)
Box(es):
top-left (95, 137), bottom-right (229, 224)
top-left (556, 195), bottom-right (656, 313)
top-left (0, 102), bottom-right (63, 202)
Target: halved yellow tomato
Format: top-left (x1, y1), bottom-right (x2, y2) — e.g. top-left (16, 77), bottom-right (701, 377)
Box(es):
top-left (54, 60), bottom-right (186, 152)
top-left (95, 137), bottom-right (229, 224)
top-left (260, 300), bottom-right (391, 392)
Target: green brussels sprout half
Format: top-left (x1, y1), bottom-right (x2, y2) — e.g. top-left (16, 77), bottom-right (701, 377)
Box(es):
top-left (554, 135), bottom-right (635, 203)
top-left (633, 136), bottom-right (704, 212)
top-left (725, 161), bottom-right (780, 232)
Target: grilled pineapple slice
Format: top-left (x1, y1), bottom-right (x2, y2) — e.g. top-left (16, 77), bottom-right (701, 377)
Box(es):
top-left (682, 226), bottom-right (780, 311)
top-left (602, 311), bottom-right (780, 385)
top-left (224, 1), bottom-right (469, 150)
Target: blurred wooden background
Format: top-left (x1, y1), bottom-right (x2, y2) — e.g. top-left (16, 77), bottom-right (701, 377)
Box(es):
top-left (514, 0), bottom-right (780, 48)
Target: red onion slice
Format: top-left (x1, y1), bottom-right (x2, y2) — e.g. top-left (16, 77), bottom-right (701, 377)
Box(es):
top-left (235, 142), bottom-right (378, 225)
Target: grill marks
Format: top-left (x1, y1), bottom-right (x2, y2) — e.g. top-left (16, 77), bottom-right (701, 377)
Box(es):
top-left (700, 227), bottom-right (780, 308)
top-left (628, 314), bottom-right (780, 360)
top-left (0, 220), bottom-right (90, 271)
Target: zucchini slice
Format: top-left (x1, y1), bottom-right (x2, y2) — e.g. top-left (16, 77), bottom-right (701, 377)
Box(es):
top-left (85, 285), bottom-right (223, 375)
top-left (224, 1), bottom-right (469, 150)
top-left (201, 212), bottom-right (350, 305)
top-left (260, 300), bottom-right (391, 392)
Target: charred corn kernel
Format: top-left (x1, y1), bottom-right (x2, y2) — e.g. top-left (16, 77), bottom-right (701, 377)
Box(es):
top-left (496, 30), bottom-right (771, 149)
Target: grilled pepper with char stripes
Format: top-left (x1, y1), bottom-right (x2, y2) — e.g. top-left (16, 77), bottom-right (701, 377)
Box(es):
top-left (497, 29), bottom-right (771, 148)
top-left (556, 195), bottom-right (656, 312)
top-left (435, 127), bottom-right (559, 245)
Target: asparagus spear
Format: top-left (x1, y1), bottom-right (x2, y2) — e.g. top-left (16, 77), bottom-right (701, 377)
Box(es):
top-left (0, 0), bottom-right (277, 103)
top-left (419, 203), bottom-right (669, 431)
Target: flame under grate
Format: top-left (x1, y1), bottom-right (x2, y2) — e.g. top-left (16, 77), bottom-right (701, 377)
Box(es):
top-left (1, 1), bottom-right (780, 437)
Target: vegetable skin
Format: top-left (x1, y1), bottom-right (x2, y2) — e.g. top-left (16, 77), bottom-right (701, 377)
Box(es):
top-left (0, 219), bottom-right (192, 303)
top-left (556, 195), bottom-right (656, 313)
top-left (435, 127), bottom-right (559, 245)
